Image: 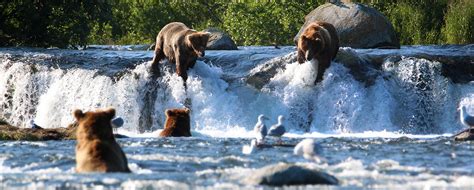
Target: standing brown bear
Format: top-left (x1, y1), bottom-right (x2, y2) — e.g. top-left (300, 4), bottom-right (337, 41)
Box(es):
top-left (159, 108), bottom-right (192, 137)
top-left (297, 21), bottom-right (339, 84)
top-left (74, 108), bottom-right (131, 173)
top-left (151, 22), bottom-right (210, 83)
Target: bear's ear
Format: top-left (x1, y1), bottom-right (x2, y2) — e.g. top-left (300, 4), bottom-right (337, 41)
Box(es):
top-left (73, 109), bottom-right (84, 121)
top-left (184, 108), bottom-right (190, 114)
top-left (165, 109), bottom-right (174, 117)
top-left (202, 32), bottom-right (211, 40)
top-left (104, 108), bottom-right (116, 120)
top-left (187, 32), bottom-right (209, 46)
top-left (186, 33), bottom-right (198, 46)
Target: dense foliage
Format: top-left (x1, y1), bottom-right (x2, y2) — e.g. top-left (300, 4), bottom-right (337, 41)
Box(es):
top-left (0, 0), bottom-right (472, 48)
top-left (0, 1), bottom-right (110, 48)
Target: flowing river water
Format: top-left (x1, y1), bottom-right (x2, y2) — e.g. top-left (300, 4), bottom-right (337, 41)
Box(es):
top-left (0, 45), bottom-right (473, 189)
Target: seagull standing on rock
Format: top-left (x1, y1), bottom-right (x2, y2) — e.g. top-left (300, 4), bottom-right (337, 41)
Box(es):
top-left (254, 114), bottom-right (269, 145)
top-left (267, 115), bottom-right (286, 144)
top-left (294, 139), bottom-right (325, 163)
top-left (460, 105), bottom-right (474, 128)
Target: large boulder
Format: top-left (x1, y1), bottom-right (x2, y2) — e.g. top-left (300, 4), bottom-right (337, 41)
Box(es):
top-left (203, 28), bottom-right (238, 50)
top-left (294, 2), bottom-right (400, 49)
top-left (243, 163), bottom-right (338, 186)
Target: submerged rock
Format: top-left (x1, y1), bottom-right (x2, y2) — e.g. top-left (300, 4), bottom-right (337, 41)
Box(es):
top-left (244, 163), bottom-right (338, 186)
top-left (453, 128), bottom-right (474, 141)
top-left (204, 28), bottom-right (238, 50)
top-left (294, 2), bottom-right (400, 49)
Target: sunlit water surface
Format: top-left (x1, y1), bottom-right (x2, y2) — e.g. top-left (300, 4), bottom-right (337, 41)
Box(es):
top-left (0, 45), bottom-right (473, 189)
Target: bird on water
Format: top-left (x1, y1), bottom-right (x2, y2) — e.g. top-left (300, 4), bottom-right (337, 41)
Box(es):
top-left (294, 138), bottom-right (325, 163)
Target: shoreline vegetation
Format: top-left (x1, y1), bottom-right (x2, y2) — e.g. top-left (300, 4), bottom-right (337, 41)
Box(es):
top-left (0, 1), bottom-right (472, 48)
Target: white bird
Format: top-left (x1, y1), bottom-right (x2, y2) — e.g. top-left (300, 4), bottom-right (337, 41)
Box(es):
top-left (460, 105), bottom-right (474, 127)
top-left (267, 115), bottom-right (286, 144)
top-left (294, 139), bottom-right (325, 163)
top-left (242, 139), bottom-right (257, 155)
top-left (254, 114), bottom-right (269, 145)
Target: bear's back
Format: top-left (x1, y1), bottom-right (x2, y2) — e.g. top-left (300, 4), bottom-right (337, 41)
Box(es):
top-left (160, 108), bottom-right (191, 137)
top-left (74, 108), bottom-right (130, 173)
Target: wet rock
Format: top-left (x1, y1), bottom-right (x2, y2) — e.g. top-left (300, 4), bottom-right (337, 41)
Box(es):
top-left (86, 45), bottom-right (151, 51)
top-left (294, 2), bottom-right (400, 49)
top-left (245, 48), bottom-right (379, 89)
top-left (0, 124), bottom-right (76, 141)
top-left (454, 128), bottom-right (474, 141)
top-left (244, 163), bottom-right (338, 186)
top-left (204, 28), bottom-right (238, 50)
top-left (245, 45), bottom-right (473, 89)
top-left (246, 52), bottom-right (297, 89)
top-left (0, 123), bottom-right (128, 141)
top-left (332, 48), bottom-right (380, 86)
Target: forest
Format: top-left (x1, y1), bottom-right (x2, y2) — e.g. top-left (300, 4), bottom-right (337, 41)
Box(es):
top-left (0, 0), bottom-right (472, 48)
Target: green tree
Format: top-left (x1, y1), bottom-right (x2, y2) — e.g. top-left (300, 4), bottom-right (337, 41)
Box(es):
top-left (442, 0), bottom-right (474, 44)
top-left (0, 0), bottom-right (111, 48)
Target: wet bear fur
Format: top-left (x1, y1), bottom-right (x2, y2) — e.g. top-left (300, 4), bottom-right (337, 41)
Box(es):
top-left (159, 108), bottom-right (192, 137)
top-left (151, 22), bottom-right (210, 82)
top-left (297, 21), bottom-right (339, 84)
top-left (74, 108), bottom-right (130, 173)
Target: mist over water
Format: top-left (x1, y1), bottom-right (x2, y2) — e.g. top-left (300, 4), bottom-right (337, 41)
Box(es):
top-left (0, 47), bottom-right (472, 136)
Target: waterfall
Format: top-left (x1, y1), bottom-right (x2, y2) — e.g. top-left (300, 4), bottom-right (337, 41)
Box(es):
top-left (0, 47), bottom-right (471, 135)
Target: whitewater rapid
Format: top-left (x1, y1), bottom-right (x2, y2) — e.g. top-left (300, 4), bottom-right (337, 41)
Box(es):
top-left (0, 46), bottom-right (472, 137)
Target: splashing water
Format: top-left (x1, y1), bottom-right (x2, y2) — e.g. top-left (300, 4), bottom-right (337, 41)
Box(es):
top-left (0, 47), bottom-right (472, 136)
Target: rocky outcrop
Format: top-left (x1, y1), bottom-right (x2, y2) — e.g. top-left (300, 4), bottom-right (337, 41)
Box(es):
top-left (245, 45), bottom-right (473, 89)
top-left (0, 122), bottom-right (127, 141)
top-left (246, 52), bottom-right (298, 89)
top-left (245, 48), bottom-right (380, 89)
top-left (454, 128), bottom-right (474, 141)
top-left (0, 124), bottom-right (76, 141)
top-left (243, 163), bottom-right (338, 186)
top-left (294, 2), bottom-right (400, 49)
top-left (203, 28), bottom-right (238, 50)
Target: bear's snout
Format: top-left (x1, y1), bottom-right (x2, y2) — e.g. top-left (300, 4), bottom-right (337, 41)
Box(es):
top-left (305, 50), bottom-right (313, 61)
top-left (198, 51), bottom-right (205, 57)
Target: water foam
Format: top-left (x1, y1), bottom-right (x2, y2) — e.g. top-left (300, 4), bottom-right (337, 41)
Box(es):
top-left (0, 49), bottom-right (472, 136)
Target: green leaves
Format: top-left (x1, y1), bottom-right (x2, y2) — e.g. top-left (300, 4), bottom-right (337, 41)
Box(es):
top-left (442, 0), bottom-right (474, 44)
top-left (0, 1), bottom-right (472, 47)
top-left (0, 0), bottom-right (111, 48)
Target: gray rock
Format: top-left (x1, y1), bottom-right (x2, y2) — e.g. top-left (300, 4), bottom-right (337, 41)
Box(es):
top-left (204, 28), bottom-right (238, 50)
top-left (244, 163), bottom-right (338, 186)
top-left (294, 2), bottom-right (400, 49)
top-left (245, 48), bottom-right (379, 89)
top-left (246, 52), bottom-right (297, 89)
top-left (245, 45), bottom-right (473, 89)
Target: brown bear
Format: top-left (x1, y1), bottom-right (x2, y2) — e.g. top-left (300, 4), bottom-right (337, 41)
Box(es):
top-left (74, 108), bottom-right (131, 173)
top-left (159, 108), bottom-right (192, 137)
top-left (151, 22), bottom-right (210, 83)
top-left (297, 21), bottom-right (339, 84)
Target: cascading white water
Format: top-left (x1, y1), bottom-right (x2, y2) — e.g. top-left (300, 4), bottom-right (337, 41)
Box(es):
top-left (0, 48), bottom-right (472, 136)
